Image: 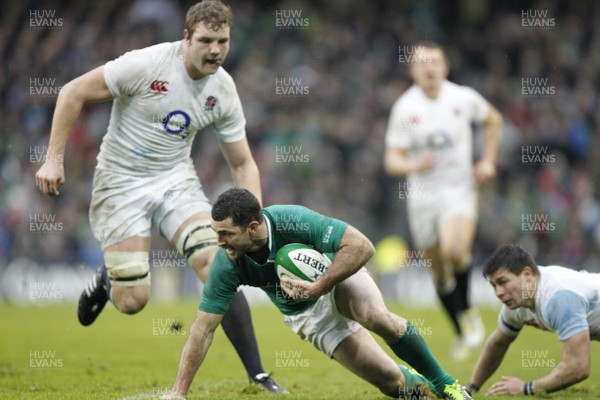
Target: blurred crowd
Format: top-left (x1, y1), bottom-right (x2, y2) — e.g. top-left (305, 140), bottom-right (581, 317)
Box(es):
top-left (1, 0), bottom-right (600, 274)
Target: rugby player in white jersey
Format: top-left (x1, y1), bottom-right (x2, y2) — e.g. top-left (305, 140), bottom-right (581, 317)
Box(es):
top-left (467, 244), bottom-right (600, 396)
top-left (34, 0), bottom-right (286, 393)
top-left (384, 41), bottom-right (503, 360)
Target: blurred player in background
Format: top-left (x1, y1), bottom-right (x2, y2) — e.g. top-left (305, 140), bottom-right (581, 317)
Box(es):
top-left (467, 244), bottom-right (600, 396)
top-left (34, 0), bottom-right (285, 393)
top-left (162, 188), bottom-right (472, 400)
top-left (384, 41), bottom-right (503, 360)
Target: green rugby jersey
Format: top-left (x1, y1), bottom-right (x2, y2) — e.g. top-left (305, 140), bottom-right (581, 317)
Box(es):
top-left (200, 205), bottom-right (348, 315)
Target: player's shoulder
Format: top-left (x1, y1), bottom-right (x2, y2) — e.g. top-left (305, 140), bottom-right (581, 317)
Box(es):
top-left (208, 67), bottom-right (237, 93)
top-left (393, 85), bottom-right (421, 104)
top-left (117, 41), bottom-right (180, 60)
top-left (443, 80), bottom-right (477, 95)
top-left (539, 265), bottom-right (583, 287)
top-left (264, 205), bottom-right (327, 228)
top-left (107, 41), bottom-right (181, 73)
top-left (264, 204), bottom-right (312, 217)
top-left (538, 265), bottom-right (593, 298)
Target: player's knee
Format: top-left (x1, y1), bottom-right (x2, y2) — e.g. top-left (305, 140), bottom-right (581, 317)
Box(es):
top-left (175, 220), bottom-right (217, 281)
top-left (104, 251), bottom-right (151, 313)
top-left (113, 287), bottom-right (149, 314)
top-left (442, 248), bottom-right (467, 267)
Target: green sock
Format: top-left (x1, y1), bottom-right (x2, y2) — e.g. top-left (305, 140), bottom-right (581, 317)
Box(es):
top-left (398, 364), bottom-right (436, 396)
top-left (388, 321), bottom-right (455, 395)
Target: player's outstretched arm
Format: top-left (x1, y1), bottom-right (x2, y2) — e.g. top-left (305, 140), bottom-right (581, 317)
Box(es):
top-left (473, 102), bottom-right (502, 184)
top-left (468, 327), bottom-right (514, 394)
top-left (218, 138), bottom-right (262, 205)
top-left (484, 330), bottom-right (590, 396)
top-left (166, 310), bottom-right (224, 399)
top-left (35, 66), bottom-right (113, 196)
top-left (505, 329), bottom-right (590, 396)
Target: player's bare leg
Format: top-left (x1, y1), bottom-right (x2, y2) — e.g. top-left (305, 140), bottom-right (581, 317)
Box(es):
top-left (332, 328), bottom-right (412, 398)
top-left (424, 244), bottom-right (468, 359)
top-left (335, 270), bottom-right (406, 342)
top-left (172, 214), bottom-right (287, 394)
top-left (105, 236), bottom-right (152, 313)
top-left (78, 236), bottom-right (151, 326)
top-left (439, 215), bottom-right (484, 351)
top-left (335, 271), bottom-right (469, 399)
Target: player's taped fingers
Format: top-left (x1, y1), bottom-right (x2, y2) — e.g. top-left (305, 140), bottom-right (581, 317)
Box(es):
top-left (176, 219), bottom-right (217, 266)
top-left (104, 251), bottom-right (150, 287)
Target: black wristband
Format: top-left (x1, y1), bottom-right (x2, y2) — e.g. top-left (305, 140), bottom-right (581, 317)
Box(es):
top-left (523, 381), bottom-right (535, 395)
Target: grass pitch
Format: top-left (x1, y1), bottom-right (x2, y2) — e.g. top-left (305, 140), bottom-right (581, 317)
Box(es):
top-left (0, 301), bottom-right (598, 399)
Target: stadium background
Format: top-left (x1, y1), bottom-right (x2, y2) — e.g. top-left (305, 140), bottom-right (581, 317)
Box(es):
top-left (1, 0), bottom-right (600, 307)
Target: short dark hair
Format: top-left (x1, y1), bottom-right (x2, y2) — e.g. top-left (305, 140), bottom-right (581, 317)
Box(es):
top-left (483, 244), bottom-right (539, 278)
top-left (185, 0), bottom-right (232, 35)
top-left (212, 188), bottom-right (263, 227)
top-left (410, 40), bottom-right (449, 65)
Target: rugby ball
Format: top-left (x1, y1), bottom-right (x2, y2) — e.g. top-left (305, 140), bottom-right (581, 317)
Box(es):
top-left (275, 243), bottom-right (331, 282)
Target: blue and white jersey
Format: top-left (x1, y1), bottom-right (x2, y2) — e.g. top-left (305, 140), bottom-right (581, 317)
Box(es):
top-left (98, 41), bottom-right (246, 175)
top-left (385, 80), bottom-right (489, 193)
top-left (498, 266), bottom-right (600, 341)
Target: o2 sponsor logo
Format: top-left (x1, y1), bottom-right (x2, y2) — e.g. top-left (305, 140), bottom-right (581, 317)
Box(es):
top-left (426, 130), bottom-right (453, 150)
top-left (161, 110), bottom-right (191, 139)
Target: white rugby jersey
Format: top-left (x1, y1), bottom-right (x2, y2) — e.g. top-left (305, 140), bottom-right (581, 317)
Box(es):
top-left (98, 41), bottom-right (246, 174)
top-left (498, 266), bottom-right (600, 341)
top-left (385, 80), bottom-right (489, 192)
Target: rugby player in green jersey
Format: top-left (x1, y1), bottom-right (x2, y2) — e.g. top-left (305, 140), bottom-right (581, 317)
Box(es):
top-left (162, 188), bottom-right (472, 400)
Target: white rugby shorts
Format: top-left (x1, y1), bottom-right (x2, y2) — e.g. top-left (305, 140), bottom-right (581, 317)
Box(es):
top-left (407, 184), bottom-right (477, 250)
top-left (283, 288), bottom-right (362, 358)
top-left (89, 163), bottom-right (212, 249)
